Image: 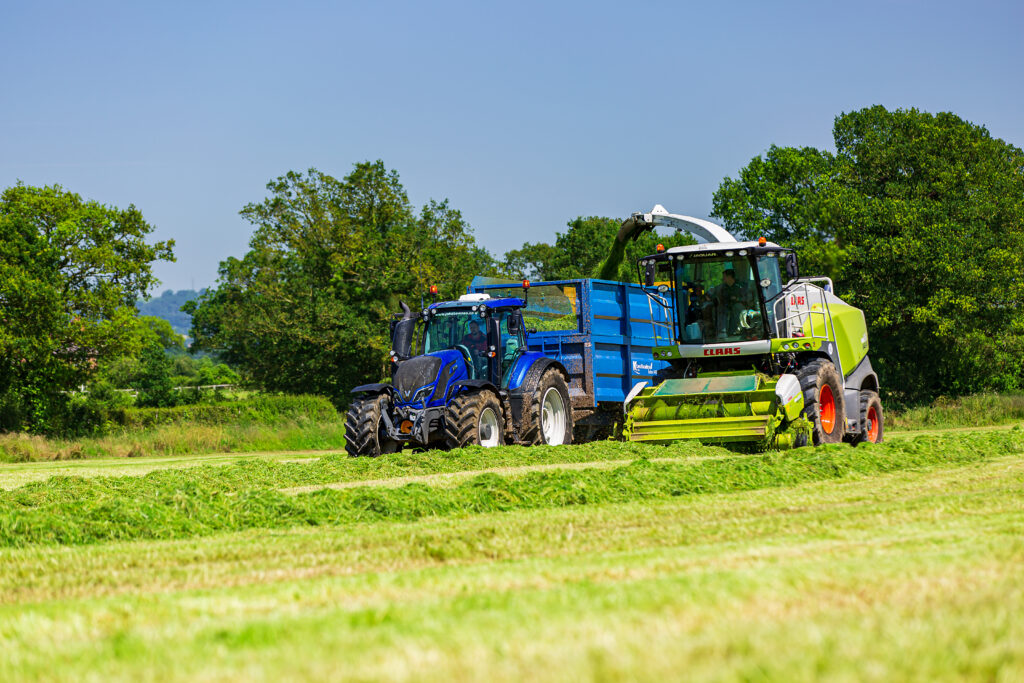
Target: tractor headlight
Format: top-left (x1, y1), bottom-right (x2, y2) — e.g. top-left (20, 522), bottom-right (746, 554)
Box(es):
top-left (411, 385), bottom-right (433, 405)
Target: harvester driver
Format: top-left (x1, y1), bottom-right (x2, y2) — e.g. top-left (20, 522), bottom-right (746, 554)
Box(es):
top-left (715, 269), bottom-right (751, 337)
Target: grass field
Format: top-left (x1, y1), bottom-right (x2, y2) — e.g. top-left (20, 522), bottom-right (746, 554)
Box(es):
top-left (1, 424), bottom-right (1022, 680)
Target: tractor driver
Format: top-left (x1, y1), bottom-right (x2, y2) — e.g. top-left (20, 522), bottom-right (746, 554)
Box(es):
top-left (461, 320), bottom-right (488, 355)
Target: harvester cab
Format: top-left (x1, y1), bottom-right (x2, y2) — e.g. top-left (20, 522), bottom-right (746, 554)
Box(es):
top-left (621, 206), bottom-right (883, 449)
top-left (345, 289), bottom-right (574, 455)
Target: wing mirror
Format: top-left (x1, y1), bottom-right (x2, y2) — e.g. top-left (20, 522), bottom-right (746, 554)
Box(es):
top-left (644, 261), bottom-right (657, 287)
top-left (507, 314), bottom-right (521, 334)
top-left (784, 252), bottom-right (799, 280)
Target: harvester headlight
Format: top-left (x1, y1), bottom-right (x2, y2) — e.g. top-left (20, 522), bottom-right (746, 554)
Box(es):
top-left (725, 251), bottom-right (734, 256)
top-left (738, 250), bottom-right (747, 256)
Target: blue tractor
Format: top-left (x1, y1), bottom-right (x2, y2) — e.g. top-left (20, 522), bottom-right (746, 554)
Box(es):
top-left (344, 288), bottom-right (574, 455)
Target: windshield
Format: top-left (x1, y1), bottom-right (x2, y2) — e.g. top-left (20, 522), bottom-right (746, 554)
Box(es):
top-left (673, 254), bottom-right (768, 344)
top-left (424, 309), bottom-right (488, 354)
top-left (423, 309), bottom-right (489, 375)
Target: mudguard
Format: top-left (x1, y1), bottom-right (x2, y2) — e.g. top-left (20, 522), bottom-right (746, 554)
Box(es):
top-left (351, 383), bottom-right (393, 395)
top-left (507, 356), bottom-right (569, 427)
top-left (447, 379), bottom-right (500, 401)
top-left (843, 355), bottom-right (879, 431)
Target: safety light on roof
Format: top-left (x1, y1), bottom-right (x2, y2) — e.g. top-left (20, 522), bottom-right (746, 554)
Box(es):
top-left (656, 244), bottom-right (665, 253)
top-left (758, 237), bottom-right (767, 247)
top-left (429, 285), bottom-right (439, 295)
top-left (522, 279), bottom-right (530, 289)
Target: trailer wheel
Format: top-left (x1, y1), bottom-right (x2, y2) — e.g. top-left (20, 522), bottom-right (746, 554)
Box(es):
top-left (445, 390), bottom-right (504, 449)
top-left (856, 390), bottom-right (884, 444)
top-left (520, 368), bottom-right (573, 446)
top-left (344, 394), bottom-right (399, 456)
top-left (795, 359), bottom-right (846, 445)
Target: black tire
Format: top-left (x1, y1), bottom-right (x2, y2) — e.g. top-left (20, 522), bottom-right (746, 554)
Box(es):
top-left (795, 359), bottom-right (846, 445)
top-left (344, 394), bottom-right (399, 456)
top-left (519, 368), bottom-right (574, 446)
top-left (856, 390), bottom-right (884, 444)
top-left (444, 391), bottom-right (504, 449)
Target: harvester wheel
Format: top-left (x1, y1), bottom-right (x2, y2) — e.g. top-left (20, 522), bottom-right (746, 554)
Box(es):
top-left (445, 390), bottom-right (505, 449)
top-left (344, 394), bottom-right (399, 457)
top-left (519, 368), bottom-right (573, 446)
top-left (796, 360), bottom-right (846, 445)
top-left (857, 391), bottom-right (884, 444)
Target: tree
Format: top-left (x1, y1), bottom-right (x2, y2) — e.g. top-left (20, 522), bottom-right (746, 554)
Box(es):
top-left (0, 184), bottom-right (174, 433)
top-left (187, 161), bottom-right (495, 404)
top-left (500, 216), bottom-right (695, 282)
top-left (711, 106), bottom-right (1024, 400)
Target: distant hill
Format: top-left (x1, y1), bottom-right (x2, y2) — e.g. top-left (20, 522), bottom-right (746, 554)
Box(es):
top-left (137, 289), bottom-right (204, 335)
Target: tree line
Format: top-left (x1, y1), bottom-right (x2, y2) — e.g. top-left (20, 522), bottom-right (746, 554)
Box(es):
top-left (2, 105), bottom-right (1023, 435)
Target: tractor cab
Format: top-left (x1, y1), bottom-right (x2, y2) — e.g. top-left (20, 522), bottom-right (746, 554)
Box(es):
top-left (418, 294), bottom-right (527, 387)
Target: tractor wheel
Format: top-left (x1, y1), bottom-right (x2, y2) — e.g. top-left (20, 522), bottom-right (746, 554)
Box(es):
top-left (857, 391), bottom-right (884, 444)
top-left (344, 394), bottom-right (399, 457)
top-left (795, 359), bottom-right (846, 445)
top-left (519, 368), bottom-right (573, 446)
top-left (445, 391), bottom-right (504, 449)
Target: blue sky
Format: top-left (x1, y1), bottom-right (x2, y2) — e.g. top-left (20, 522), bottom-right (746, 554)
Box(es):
top-left (2, 0), bottom-right (1022, 292)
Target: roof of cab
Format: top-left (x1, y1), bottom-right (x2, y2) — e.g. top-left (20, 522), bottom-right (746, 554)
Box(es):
top-left (664, 240), bottom-right (783, 255)
top-left (428, 297), bottom-right (524, 311)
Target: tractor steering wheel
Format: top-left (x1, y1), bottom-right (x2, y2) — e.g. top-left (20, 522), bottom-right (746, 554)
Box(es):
top-left (453, 344), bottom-right (477, 379)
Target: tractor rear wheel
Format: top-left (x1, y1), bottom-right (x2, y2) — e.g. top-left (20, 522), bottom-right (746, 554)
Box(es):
top-left (519, 368), bottom-right (573, 446)
top-left (344, 394), bottom-right (399, 456)
top-left (857, 390), bottom-right (884, 444)
top-left (796, 359), bottom-right (846, 445)
top-left (445, 391), bottom-right (505, 449)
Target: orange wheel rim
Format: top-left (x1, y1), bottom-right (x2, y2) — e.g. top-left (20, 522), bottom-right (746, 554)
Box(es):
top-left (867, 405), bottom-right (879, 442)
top-left (819, 384), bottom-right (836, 434)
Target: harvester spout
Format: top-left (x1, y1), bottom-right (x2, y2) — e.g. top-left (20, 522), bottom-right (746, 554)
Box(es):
top-left (596, 205), bottom-right (736, 281)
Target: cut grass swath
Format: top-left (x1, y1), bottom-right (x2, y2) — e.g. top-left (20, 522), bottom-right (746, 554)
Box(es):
top-left (1, 428), bottom-right (1022, 548)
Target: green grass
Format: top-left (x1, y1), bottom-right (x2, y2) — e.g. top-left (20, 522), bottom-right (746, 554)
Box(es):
top-left (888, 392), bottom-right (1024, 431)
top-left (2, 428), bottom-right (1022, 548)
top-left (2, 403), bottom-right (1024, 679)
top-left (0, 394), bottom-right (346, 463)
top-left (0, 453), bottom-right (1020, 681)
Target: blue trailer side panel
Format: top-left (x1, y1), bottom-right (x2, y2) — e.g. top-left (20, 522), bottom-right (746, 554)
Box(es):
top-left (469, 278), bottom-right (673, 408)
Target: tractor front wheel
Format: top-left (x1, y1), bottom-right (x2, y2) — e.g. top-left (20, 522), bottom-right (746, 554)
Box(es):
top-left (445, 391), bottom-right (505, 449)
top-left (796, 359), bottom-right (846, 445)
top-left (344, 394), bottom-right (399, 456)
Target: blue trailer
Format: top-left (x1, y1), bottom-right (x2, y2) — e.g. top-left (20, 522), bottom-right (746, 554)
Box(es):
top-left (345, 277), bottom-right (674, 455)
top-left (469, 277), bottom-right (674, 434)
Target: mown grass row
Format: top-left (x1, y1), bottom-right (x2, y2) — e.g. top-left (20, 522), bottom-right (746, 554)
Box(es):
top-left (2, 428), bottom-right (1021, 548)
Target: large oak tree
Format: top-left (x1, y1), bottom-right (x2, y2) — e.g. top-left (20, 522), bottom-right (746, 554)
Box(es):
top-left (187, 161), bottom-right (495, 404)
top-left (0, 184), bottom-right (174, 432)
top-left (711, 106), bottom-right (1024, 400)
